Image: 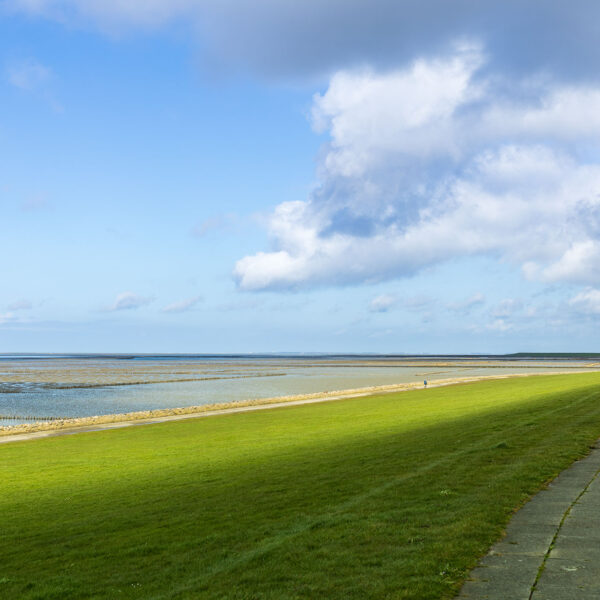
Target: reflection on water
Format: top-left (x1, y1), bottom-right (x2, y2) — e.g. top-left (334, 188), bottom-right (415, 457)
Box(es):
top-left (1, 356), bottom-right (598, 426)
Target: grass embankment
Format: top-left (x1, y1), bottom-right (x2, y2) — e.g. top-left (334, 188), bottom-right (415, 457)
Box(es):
top-left (2, 374), bottom-right (600, 599)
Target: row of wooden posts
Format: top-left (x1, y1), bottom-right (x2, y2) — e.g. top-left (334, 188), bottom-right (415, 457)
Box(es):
top-left (0, 414), bottom-right (66, 421)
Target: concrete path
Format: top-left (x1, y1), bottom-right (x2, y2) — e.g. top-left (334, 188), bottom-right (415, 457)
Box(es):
top-left (457, 440), bottom-right (600, 599)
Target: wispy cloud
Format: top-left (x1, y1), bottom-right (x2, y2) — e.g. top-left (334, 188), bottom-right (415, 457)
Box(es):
top-left (403, 296), bottom-right (435, 312)
top-left (368, 328), bottom-right (395, 338)
top-left (191, 213), bottom-right (238, 238)
top-left (215, 298), bottom-right (263, 312)
top-left (21, 194), bottom-right (51, 212)
top-left (448, 293), bottom-right (485, 313)
top-left (486, 318), bottom-right (513, 332)
top-left (6, 299), bottom-right (32, 311)
top-left (161, 296), bottom-right (203, 313)
top-left (7, 58), bottom-right (51, 90)
top-left (104, 292), bottom-right (153, 312)
top-left (369, 294), bottom-right (397, 313)
top-left (6, 57), bottom-right (63, 111)
top-left (569, 288), bottom-right (600, 316)
top-left (491, 299), bottom-right (523, 319)
top-left (0, 312), bottom-right (18, 325)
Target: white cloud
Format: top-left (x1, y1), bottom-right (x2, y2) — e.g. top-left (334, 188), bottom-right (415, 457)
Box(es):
top-left (161, 296), bottom-right (202, 313)
top-left (7, 58), bottom-right (51, 90)
top-left (403, 296), bottom-right (435, 312)
top-left (487, 318), bottom-right (513, 332)
top-left (234, 46), bottom-right (600, 291)
top-left (6, 58), bottom-right (63, 110)
top-left (529, 241), bottom-right (600, 285)
top-left (482, 87), bottom-right (600, 142)
top-left (448, 293), bottom-right (485, 312)
top-left (0, 312), bottom-right (18, 325)
top-left (569, 288), bottom-right (600, 316)
top-left (311, 42), bottom-right (484, 177)
top-left (491, 299), bottom-right (523, 319)
top-left (369, 294), bottom-right (397, 312)
top-left (104, 292), bottom-right (153, 311)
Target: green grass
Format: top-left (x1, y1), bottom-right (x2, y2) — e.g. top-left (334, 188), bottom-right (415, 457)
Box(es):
top-left (2, 373), bottom-right (600, 599)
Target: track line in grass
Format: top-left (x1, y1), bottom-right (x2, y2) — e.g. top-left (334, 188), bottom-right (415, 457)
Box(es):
top-left (164, 390), bottom-right (600, 596)
top-left (3, 374), bottom-right (600, 599)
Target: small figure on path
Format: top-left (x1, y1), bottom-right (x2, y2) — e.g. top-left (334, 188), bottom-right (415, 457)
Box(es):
top-left (424, 380), bottom-right (427, 387)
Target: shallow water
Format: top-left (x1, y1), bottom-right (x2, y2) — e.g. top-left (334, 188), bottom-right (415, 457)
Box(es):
top-left (1, 356), bottom-right (598, 426)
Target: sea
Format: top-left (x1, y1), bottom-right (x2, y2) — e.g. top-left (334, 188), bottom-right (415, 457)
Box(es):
top-left (1, 353), bottom-right (599, 427)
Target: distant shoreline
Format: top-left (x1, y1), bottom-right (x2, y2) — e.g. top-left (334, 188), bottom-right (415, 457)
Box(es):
top-left (2, 369), bottom-right (598, 444)
top-left (2, 352), bottom-right (600, 361)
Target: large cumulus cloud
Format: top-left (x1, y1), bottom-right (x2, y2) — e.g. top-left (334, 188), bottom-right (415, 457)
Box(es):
top-left (234, 45), bottom-right (600, 290)
top-left (11, 1), bottom-right (600, 296)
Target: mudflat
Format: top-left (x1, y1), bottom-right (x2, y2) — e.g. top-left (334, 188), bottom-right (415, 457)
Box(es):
top-left (1, 370), bottom-right (593, 440)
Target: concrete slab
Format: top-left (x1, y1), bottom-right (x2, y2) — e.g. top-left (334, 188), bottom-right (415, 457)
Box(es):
top-left (544, 556), bottom-right (600, 577)
top-left (506, 504), bottom-right (571, 527)
top-left (550, 535), bottom-right (600, 560)
top-left (557, 519), bottom-right (600, 539)
top-left (456, 441), bottom-right (600, 599)
top-left (477, 553), bottom-right (542, 573)
top-left (488, 531), bottom-right (555, 556)
top-left (457, 577), bottom-right (533, 599)
top-left (567, 504), bottom-right (600, 520)
top-left (584, 475), bottom-right (600, 490)
top-left (532, 557), bottom-right (600, 595)
top-left (535, 488), bottom-right (584, 503)
top-left (574, 496), bottom-right (600, 508)
top-left (532, 584), bottom-right (600, 600)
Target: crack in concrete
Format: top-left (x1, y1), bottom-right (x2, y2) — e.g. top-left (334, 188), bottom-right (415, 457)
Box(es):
top-left (528, 458), bottom-right (600, 599)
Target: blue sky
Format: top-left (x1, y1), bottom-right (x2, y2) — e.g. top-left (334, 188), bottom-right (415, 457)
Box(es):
top-left (1, 1), bottom-right (600, 353)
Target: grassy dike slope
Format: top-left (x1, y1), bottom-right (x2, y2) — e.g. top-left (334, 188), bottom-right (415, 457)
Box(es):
top-left (2, 374), bottom-right (600, 599)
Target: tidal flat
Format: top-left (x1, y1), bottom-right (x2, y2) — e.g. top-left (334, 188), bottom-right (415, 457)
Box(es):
top-left (1, 354), bottom-right (599, 428)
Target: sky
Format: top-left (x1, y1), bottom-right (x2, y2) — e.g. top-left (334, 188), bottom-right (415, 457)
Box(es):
top-left (2, 1), bottom-right (600, 354)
